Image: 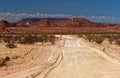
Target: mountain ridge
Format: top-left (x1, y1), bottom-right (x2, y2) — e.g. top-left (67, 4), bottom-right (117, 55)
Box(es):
top-left (0, 18), bottom-right (119, 33)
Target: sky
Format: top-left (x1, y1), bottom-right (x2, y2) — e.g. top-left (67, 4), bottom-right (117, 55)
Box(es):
top-left (0, 0), bottom-right (120, 23)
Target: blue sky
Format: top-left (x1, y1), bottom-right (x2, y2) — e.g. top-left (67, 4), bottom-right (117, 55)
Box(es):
top-left (0, 0), bottom-right (120, 23)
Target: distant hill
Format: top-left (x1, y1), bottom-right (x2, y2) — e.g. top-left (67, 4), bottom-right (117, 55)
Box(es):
top-left (0, 17), bottom-right (119, 33)
top-left (32, 18), bottom-right (115, 27)
top-left (18, 18), bottom-right (68, 24)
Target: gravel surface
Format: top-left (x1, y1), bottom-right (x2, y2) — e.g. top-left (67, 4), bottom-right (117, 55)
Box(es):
top-left (1, 35), bottom-right (120, 78)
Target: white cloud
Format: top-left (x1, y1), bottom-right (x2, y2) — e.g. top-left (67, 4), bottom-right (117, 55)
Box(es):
top-left (0, 12), bottom-right (72, 22)
top-left (0, 12), bottom-right (120, 23)
top-left (79, 15), bottom-right (120, 24)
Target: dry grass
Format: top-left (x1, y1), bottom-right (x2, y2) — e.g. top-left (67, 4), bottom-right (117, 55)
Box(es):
top-left (0, 43), bottom-right (35, 65)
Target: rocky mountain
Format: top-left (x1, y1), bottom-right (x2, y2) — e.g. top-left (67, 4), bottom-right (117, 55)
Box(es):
top-left (54, 18), bottom-right (95, 27)
top-left (0, 18), bottom-right (119, 33)
top-left (0, 20), bottom-right (8, 32)
top-left (18, 18), bottom-right (68, 24)
top-left (13, 17), bottom-right (117, 27)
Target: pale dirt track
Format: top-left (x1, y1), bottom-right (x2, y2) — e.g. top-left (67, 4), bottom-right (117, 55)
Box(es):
top-left (2, 35), bottom-right (120, 78)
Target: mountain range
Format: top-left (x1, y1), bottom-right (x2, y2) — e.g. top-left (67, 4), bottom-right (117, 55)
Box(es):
top-left (0, 18), bottom-right (119, 34)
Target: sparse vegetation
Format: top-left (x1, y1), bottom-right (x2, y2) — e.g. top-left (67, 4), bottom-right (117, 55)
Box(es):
top-left (115, 39), bottom-right (120, 46)
top-left (19, 34), bottom-right (56, 45)
top-left (19, 34), bottom-right (38, 44)
top-left (49, 35), bottom-right (56, 44)
top-left (0, 34), bottom-right (56, 48)
top-left (84, 34), bottom-right (104, 44)
top-left (85, 34), bottom-right (95, 42)
top-left (93, 36), bottom-right (104, 44)
top-left (3, 35), bottom-right (18, 48)
top-left (0, 56), bottom-right (10, 66)
top-left (78, 33), bottom-right (120, 45)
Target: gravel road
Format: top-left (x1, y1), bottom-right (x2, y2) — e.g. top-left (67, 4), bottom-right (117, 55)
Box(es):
top-left (2, 35), bottom-right (120, 78)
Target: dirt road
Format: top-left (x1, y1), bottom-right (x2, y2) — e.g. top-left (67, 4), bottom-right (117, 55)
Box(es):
top-left (2, 35), bottom-right (120, 78)
top-left (44, 35), bottom-right (120, 78)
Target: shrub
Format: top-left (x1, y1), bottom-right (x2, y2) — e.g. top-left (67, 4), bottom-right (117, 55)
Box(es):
top-left (6, 42), bottom-right (17, 48)
top-left (77, 34), bottom-right (83, 38)
top-left (3, 36), bottom-right (11, 43)
top-left (115, 39), bottom-right (120, 46)
top-left (49, 35), bottom-right (56, 44)
top-left (40, 34), bottom-right (49, 43)
top-left (19, 34), bottom-right (38, 44)
top-left (86, 34), bottom-right (95, 41)
top-left (1, 34), bottom-right (56, 45)
top-left (108, 38), bottom-right (114, 44)
top-left (3, 35), bottom-right (17, 48)
top-left (0, 56), bottom-right (10, 66)
top-left (93, 36), bottom-right (104, 44)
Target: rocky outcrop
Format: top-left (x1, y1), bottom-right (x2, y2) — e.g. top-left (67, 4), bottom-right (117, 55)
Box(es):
top-left (54, 18), bottom-right (94, 27)
top-left (37, 20), bottom-right (51, 27)
top-left (0, 20), bottom-right (8, 32)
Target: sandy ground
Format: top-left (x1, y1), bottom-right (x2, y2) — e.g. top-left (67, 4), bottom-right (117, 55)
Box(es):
top-left (43, 35), bottom-right (120, 78)
top-left (0, 44), bottom-right (54, 78)
top-left (0, 35), bottom-right (120, 78)
top-left (80, 38), bottom-right (120, 62)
